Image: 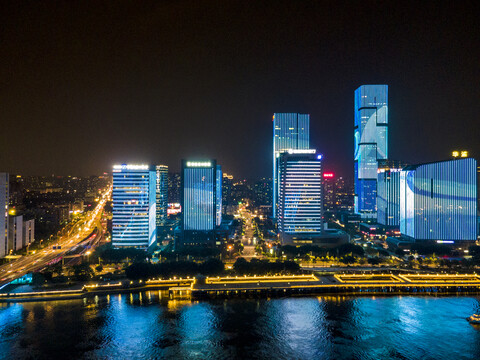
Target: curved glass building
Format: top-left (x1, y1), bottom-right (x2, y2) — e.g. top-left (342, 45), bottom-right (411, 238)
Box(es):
top-left (400, 158), bottom-right (477, 242)
top-left (354, 85), bottom-right (388, 219)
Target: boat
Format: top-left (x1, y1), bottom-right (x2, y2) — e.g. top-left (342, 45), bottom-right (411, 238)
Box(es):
top-left (467, 314), bottom-right (480, 324)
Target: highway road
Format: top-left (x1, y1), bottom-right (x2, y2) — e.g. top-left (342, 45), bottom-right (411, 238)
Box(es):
top-left (0, 185), bottom-right (111, 288)
top-left (237, 206), bottom-right (258, 259)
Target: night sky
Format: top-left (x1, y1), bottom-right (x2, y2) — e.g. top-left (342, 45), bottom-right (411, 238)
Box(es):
top-left (1, 1), bottom-right (479, 179)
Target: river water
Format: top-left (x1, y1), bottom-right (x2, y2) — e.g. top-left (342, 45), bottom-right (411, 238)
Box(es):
top-left (1, 293), bottom-right (479, 359)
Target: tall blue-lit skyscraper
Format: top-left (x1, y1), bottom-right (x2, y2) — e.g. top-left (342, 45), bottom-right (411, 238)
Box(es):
top-left (112, 164), bottom-right (156, 249)
top-left (277, 150), bottom-right (323, 245)
top-left (216, 165), bottom-right (222, 226)
top-left (156, 165), bottom-right (168, 241)
top-left (180, 160), bottom-right (220, 247)
top-left (400, 158), bottom-right (477, 242)
top-left (354, 85), bottom-right (388, 219)
top-left (273, 113), bottom-right (310, 218)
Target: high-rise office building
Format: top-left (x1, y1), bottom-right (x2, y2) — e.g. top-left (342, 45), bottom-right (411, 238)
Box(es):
top-left (354, 85), bottom-right (388, 219)
top-left (0, 173), bottom-right (8, 258)
top-left (22, 219), bottom-right (35, 248)
top-left (168, 172), bottom-right (181, 203)
top-left (277, 150), bottom-right (323, 245)
top-left (400, 158), bottom-right (477, 242)
top-left (377, 160), bottom-right (407, 226)
top-left (8, 215), bottom-right (23, 252)
top-left (156, 165), bottom-right (168, 240)
top-left (216, 165), bottom-right (222, 226)
top-left (323, 172), bottom-right (336, 213)
top-left (112, 164), bottom-right (156, 249)
top-left (335, 176), bottom-right (355, 213)
top-left (180, 160), bottom-right (220, 247)
top-left (222, 173), bottom-right (233, 207)
top-left (273, 113), bottom-right (310, 217)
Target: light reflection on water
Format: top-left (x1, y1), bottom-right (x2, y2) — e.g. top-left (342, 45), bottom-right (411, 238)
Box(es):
top-left (0, 294), bottom-right (479, 360)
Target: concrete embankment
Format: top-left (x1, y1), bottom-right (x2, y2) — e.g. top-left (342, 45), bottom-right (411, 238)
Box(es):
top-left (2, 274), bottom-right (480, 302)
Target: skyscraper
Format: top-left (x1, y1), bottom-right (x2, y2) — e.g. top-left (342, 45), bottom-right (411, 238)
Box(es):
top-left (0, 173), bottom-right (8, 258)
top-left (354, 85), bottom-right (388, 220)
top-left (112, 164), bottom-right (156, 249)
top-left (180, 160), bottom-right (220, 247)
top-left (273, 113), bottom-right (310, 217)
top-left (377, 160), bottom-right (407, 226)
top-left (216, 165), bottom-right (222, 226)
top-left (8, 215), bottom-right (23, 252)
top-left (277, 150), bottom-right (323, 245)
top-left (168, 172), bottom-right (181, 203)
top-left (323, 172), bottom-right (336, 213)
top-left (400, 158), bottom-right (477, 242)
top-left (22, 219), bottom-right (35, 248)
top-left (155, 164), bottom-right (168, 241)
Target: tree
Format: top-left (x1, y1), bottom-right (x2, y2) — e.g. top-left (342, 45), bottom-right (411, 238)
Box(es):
top-left (233, 258), bottom-right (249, 275)
top-left (51, 262), bottom-right (63, 277)
top-left (395, 248), bottom-right (405, 257)
top-left (341, 255), bottom-right (356, 264)
top-left (367, 257), bottom-right (380, 265)
top-left (73, 263), bottom-right (94, 281)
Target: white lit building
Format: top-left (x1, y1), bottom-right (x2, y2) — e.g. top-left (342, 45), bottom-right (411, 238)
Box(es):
top-left (277, 150), bottom-right (324, 245)
top-left (112, 164), bottom-right (156, 249)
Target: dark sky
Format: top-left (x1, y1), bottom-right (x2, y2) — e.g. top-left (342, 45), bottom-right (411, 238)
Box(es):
top-left (1, 1), bottom-right (479, 179)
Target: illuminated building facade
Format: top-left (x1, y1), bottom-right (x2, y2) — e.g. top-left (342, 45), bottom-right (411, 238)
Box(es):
top-left (273, 113), bottom-right (310, 217)
top-left (0, 173), bottom-right (8, 258)
top-left (180, 160), bottom-right (220, 247)
top-left (22, 219), bottom-right (35, 248)
top-left (252, 177), bottom-right (272, 208)
top-left (8, 215), bottom-right (23, 252)
top-left (216, 165), bottom-right (222, 226)
top-left (354, 85), bottom-right (388, 219)
top-left (323, 172), bottom-right (336, 213)
top-left (335, 176), bottom-right (354, 213)
top-left (155, 165), bottom-right (168, 240)
top-left (222, 173), bottom-right (234, 209)
top-left (277, 150), bottom-right (323, 245)
top-left (112, 164), bottom-right (156, 248)
top-left (377, 160), bottom-right (407, 226)
top-left (400, 158), bottom-right (477, 242)
top-left (168, 172), bottom-right (181, 203)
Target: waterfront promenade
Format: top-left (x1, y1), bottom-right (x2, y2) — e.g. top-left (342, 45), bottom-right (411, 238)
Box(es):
top-left (1, 273), bottom-right (480, 302)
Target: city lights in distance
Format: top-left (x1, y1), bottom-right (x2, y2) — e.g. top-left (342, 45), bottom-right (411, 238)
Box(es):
top-left (323, 172), bottom-right (334, 178)
top-left (186, 161), bottom-right (212, 167)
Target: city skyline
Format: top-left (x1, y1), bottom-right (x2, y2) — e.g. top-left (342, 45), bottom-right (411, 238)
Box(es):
top-left (2, 3), bottom-right (479, 358)
top-left (0, 2), bottom-right (479, 179)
